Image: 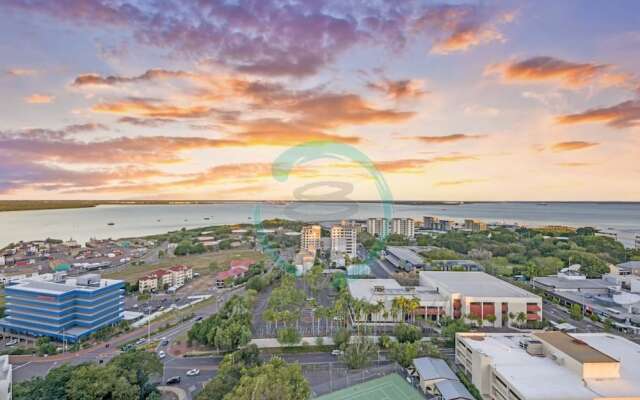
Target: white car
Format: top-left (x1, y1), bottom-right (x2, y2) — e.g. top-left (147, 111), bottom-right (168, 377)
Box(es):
top-left (186, 368), bottom-right (200, 376)
top-left (331, 349), bottom-right (344, 356)
top-left (158, 350), bottom-right (166, 359)
top-left (5, 339), bottom-right (18, 347)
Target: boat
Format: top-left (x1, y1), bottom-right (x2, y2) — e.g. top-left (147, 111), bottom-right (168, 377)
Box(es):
top-left (204, 217), bottom-right (210, 220)
top-left (107, 222), bottom-right (115, 226)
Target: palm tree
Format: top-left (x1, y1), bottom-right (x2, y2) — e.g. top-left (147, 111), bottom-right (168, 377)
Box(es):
top-left (516, 312), bottom-right (527, 327)
top-left (407, 297), bottom-right (421, 323)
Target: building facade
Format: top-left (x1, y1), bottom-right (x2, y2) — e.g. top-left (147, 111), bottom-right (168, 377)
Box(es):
top-left (464, 219), bottom-right (488, 232)
top-left (300, 225), bottom-right (322, 253)
top-left (423, 216), bottom-right (453, 232)
top-left (330, 224), bottom-right (357, 259)
top-left (390, 218), bottom-right (415, 238)
top-left (0, 355), bottom-right (10, 400)
top-left (420, 271), bottom-right (542, 327)
top-left (367, 218), bottom-right (389, 238)
top-left (0, 274), bottom-right (124, 342)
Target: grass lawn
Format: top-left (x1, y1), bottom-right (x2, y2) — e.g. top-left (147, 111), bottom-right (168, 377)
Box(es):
top-left (316, 374), bottom-right (424, 400)
top-left (104, 249), bottom-right (265, 283)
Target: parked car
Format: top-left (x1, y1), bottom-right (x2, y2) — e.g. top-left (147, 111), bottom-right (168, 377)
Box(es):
top-left (158, 350), bottom-right (166, 359)
top-left (331, 349), bottom-right (344, 356)
top-left (166, 376), bottom-right (181, 385)
top-left (186, 369), bottom-right (200, 376)
top-left (5, 339), bottom-right (18, 347)
top-left (161, 340), bottom-right (169, 346)
top-left (194, 316), bottom-right (203, 321)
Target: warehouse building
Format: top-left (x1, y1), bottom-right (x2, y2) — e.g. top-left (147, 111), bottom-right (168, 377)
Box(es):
top-left (0, 274), bottom-right (124, 342)
top-left (385, 246), bottom-right (426, 271)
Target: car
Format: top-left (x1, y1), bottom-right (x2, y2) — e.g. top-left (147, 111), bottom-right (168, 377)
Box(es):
top-left (158, 350), bottom-right (166, 359)
top-left (5, 339), bottom-right (18, 347)
top-left (194, 316), bottom-right (203, 321)
top-left (186, 368), bottom-right (200, 376)
top-left (135, 338), bottom-right (146, 345)
top-left (331, 349), bottom-right (344, 356)
top-left (166, 376), bottom-right (181, 385)
top-left (161, 339), bottom-right (169, 346)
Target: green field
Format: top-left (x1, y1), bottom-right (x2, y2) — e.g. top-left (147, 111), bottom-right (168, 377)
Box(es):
top-left (317, 374), bottom-right (424, 400)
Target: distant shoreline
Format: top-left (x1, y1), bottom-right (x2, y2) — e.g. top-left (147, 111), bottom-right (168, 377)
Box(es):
top-left (1, 200), bottom-right (640, 213)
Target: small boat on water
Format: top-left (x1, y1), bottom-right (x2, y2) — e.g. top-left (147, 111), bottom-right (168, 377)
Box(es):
top-left (204, 217), bottom-right (210, 220)
top-left (107, 222), bottom-right (115, 226)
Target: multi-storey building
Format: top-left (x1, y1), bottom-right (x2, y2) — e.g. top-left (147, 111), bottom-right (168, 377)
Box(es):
top-left (367, 218), bottom-right (389, 238)
top-left (138, 265), bottom-right (193, 293)
top-left (464, 219), bottom-right (488, 232)
top-left (0, 274), bottom-right (124, 342)
top-left (391, 218), bottom-right (415, 238)
top-left (456, 331), bottom-right (640, 400)
top-left (420, 271), bottom-right (542, 327)
top-left (423, 216), bottom-right (453, 231)
top-left (300, 225), bottom-right (322, 253)
top-left (330, 223), bottom-right (357, 259)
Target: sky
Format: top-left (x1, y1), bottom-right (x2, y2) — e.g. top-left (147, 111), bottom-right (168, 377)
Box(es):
top-left (1, 0), bottom-right (639, 202)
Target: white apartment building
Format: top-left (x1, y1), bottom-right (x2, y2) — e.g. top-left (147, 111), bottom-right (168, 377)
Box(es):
top-left (455, 331), bottom-right (640, 400)
top-left (0, 355), bottom-right (10, 400)
top-left (330, 224), bottom-right (357, 259)
top-left (367, 218), bottom-right (389, 238)
top-left (420, 272), bottom-right (542, 327)
top-left (138, 265), bottom-right (193, 293)
top-left (391, 217), bottom-right (415, 238)
top-left (300, 225), bottom-right (322, 253)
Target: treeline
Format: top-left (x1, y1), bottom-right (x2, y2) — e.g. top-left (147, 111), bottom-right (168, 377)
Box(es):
top-left (188, 292), bottom-right (255, 351)
top-left (196, 345), bottom-right (310, 400)
top-left (14, 350), bottom-right (162, 400)
top-left (417, 227), bottom-right (629, 278)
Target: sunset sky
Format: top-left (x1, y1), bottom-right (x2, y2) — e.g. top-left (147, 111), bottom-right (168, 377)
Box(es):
top-left (1, 1), bottom-right (639, 201)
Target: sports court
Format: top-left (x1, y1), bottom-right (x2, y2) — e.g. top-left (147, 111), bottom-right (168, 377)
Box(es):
top-left (316, 374), bottom-right (424, 400)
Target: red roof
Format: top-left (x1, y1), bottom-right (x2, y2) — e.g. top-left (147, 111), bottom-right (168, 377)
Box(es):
top-left (216, 265), bottom-right (249, 281)
top-left (230, 259), bottom-right (255, 269)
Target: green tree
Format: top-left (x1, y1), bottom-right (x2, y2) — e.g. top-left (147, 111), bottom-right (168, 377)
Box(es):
top-left (197, 345), bottom-right (261, 400)
top-left (224, 357), bottom-right (311, 400)
top-left (277, 327), bottom-right (302, 346)
top-left (342, 337), bottom-right (377, 369)
top-left (393, 323), bottom-right (422, 343)
top-left (332, 328), bottom-right (352, 350)
top-left (570, 304), bottom-right (583, 321)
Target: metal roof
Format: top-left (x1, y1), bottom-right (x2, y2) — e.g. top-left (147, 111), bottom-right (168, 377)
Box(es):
top-left (435, 380), bottom-right (474, 400)
top-left (413, 357), bottom-right (457, 381)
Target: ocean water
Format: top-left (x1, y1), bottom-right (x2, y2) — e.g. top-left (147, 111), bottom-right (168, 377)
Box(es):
top-left (0, 202), bottom-right (638, 248)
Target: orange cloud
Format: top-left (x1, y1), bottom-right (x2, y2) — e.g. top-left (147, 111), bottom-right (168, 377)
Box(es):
top-left (486, 56), bottom-right (635, 89)
top-left (551, 141), bottom-right (599, 152)
top-left (556, 100), bottom-right (640, 129)
top-left (230, 119), bottom-right (360, 146)
top-left (557, 162), bottom-right (595, 167)
top-left (73, 69), bottom-right (192, 86)
top-left (373, 154), bottom-right (477, 173)
top-left (92, 98), bottom-right (214, 118)
top-left (367, 79), bottom-right (426, 99)
top-left (435, 179), bottom-right (485, 186)
top-left (25, 94), bottom-right (55, 104)
top-left (406, 134), bottom-right (487, 144)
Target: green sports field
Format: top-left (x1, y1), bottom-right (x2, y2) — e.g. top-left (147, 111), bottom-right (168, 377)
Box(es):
top-left (316, 374), bottom-right (424, 400)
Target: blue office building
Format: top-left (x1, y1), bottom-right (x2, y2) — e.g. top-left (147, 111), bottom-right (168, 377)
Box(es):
top-left (0, 274), bottom-right (124, 342)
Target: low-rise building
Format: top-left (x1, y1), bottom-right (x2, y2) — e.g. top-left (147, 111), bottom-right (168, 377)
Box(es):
top-left (455, 331), bottom-right (640, 400)
top-left (413, 357), bottom-right (473, 400)
top-left (463, 219), bottom-right (487, 232)
top-left (294, 251), bottom-right (315, 276)
top-left (420, 271), bottom-right (542, 327)
top-left (431, 260), bottom-right (484, 272)
top-left (0, 355), bottom-right (10, 400)
top-left (215, 265), bottom-right (249, 288)
top-left (385, 246), bottom-right (426, 271)
top-left (138, 266), bottom-right (193, 293)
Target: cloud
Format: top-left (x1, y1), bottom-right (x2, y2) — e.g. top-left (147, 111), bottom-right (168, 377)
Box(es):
top-left (25, 94), bottom-right (54, 104)
top-left (229, 119), bottom-right (360, 146)
top-left (551, 141), bottom-right (599, 152)
top-left (557, 162), bottom-right (595, 167)
top-left (118, 116), bottom-right (175, 127)
top-left (5, 68), bottom-right (37, 77)
top-left (487, 56), bottom-right (634, 88)
top-left (463, 104), bottom-right (500, 117)
top-left (405, 134), bottom-right (487, 144)
top-left (413, 4), bottom-right (514, 54)
top-left (72, 69), bottom-right (191, 86)
top-left (434, 179), bottom-right (484, 187)
top-left (0, 129), bottom-right (241, 165)
top-left (2, 1), bottom-right (514, 77)
top-left (555, 100), bottom-right (640, 129)
top-left (373, 154), bottom-right (477, 173)
top-left (367, 78), bottom-right (426, 99)
top-left (92, 97), bottom-right (216, 119)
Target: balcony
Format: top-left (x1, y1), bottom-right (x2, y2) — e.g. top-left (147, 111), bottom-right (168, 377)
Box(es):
top-left (527, 304), bottom-right (541, 312)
